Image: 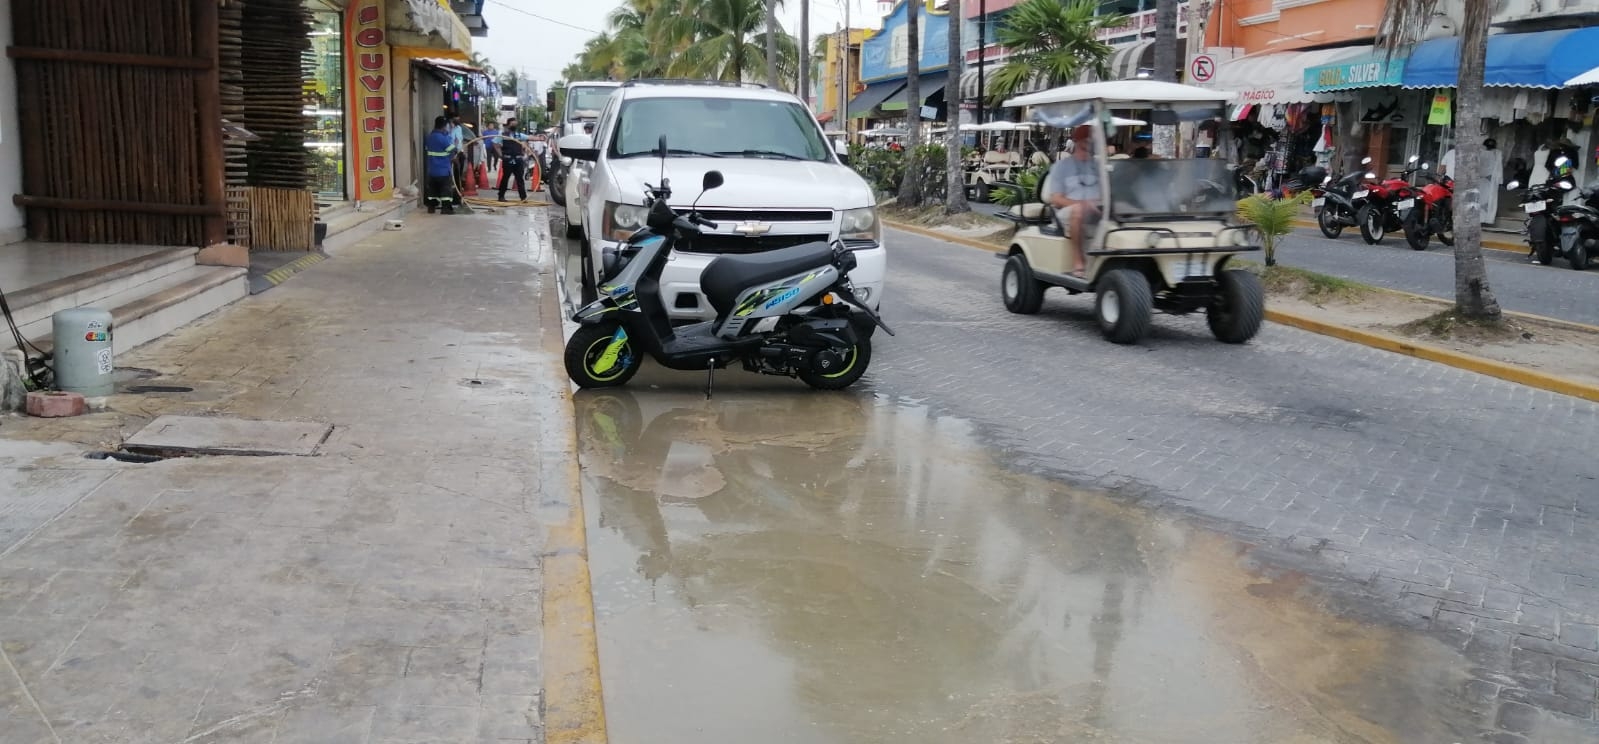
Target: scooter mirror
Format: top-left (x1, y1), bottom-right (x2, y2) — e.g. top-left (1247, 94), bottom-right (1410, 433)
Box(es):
top-left (1408, 155), bottom-right (1420, 163)
top-left (702, 170), bottom-right (724, 191)
top-left (1361, 156), bottom-right (1373, 165)
top-left (1364, 172), bottom-right (1377, 180)
top-left (1506, 180), bottom-right (1522, 190)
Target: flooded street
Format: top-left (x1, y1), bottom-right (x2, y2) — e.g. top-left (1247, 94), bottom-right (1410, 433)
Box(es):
top-left (574, 375), bottom-right (1479, 744)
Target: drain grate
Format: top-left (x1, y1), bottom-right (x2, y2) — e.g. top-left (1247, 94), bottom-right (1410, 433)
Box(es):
top-left (84, 450), bottom-right (166, 464)
top-left (123, 415), bottom-right (334, 457)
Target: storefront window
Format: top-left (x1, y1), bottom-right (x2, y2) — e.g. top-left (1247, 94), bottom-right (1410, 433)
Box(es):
top-left (304, 0), bottom-right (346, 200)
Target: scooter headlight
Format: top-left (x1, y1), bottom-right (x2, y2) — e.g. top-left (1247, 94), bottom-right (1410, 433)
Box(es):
top-left (840, 207), bottom-right (881, 242)
top-left (604, 202), bottom-right (649, 242)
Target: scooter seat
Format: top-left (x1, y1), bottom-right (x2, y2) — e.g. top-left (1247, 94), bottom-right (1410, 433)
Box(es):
top-left (700, 242), bottom-right (837, 316)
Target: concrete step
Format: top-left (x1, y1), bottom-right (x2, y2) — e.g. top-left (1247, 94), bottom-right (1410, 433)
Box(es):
top-left (18, 266), bottom-right (248, 357)
top-left (4, 247), bottom-right (198, 333)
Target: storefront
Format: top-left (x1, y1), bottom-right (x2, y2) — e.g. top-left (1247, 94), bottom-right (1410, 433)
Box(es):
top-left (1301, 50), bottom-right (1408, 177)
top-left (1400, 26), bottom-right (1599, 226)
top-left (305, 0), bottom-right (348, 201)
top-left (848, 0), bottom-right (952, 132)
top-left (1203, 46), bottom-right (1368, 190)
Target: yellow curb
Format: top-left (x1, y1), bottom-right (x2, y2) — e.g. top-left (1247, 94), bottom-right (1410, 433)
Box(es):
top-left (1290, 218), bottom-right (1524, 255)
top-left (1369, 286), bottom-right (1599, 335)
top-left (261, 253), bottom-right (327, 286)
top-left (1266, 308), bottom-right (1599, 404)
top-left (539, 264), bottom-right (609, 744)
top-left (888, 219), bottom-right (1599, 403)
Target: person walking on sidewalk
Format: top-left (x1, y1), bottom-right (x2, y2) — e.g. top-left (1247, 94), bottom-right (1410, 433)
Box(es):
top-left (495, 119), bottom-right (529, 202)
top-left (483, 121), bottom-right (501, 175)
top-left (425, 115), bottom-right (458, 214)
top-left (449, 113), bottom-right (468, 193)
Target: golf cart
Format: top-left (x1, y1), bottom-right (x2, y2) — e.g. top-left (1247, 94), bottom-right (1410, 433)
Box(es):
top-left (995, 80), bottom-right (1265, 345)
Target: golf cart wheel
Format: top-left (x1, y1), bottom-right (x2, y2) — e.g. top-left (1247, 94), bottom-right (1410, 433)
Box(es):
top-left (1404, 213), bottom-right (1429, 251)
top-left (565, 324), bottom-right (642, 389)
top-left (1358, 205), bottom-right (1385, 244)
top-left (1207, 269), bottom-right (1265, 344)
top-left (1571, 243), bottom-right (1589, 271)
top-left (798, 338), bottom-right (872, 390)
top-left (1001, 254), bottom-right (1046, 315)
top-left (1095, 269), bottom-right (1153, 345)
top-left (973, 182), bottom-right (991, 203)
top-left (1317, 206), bottom-right (1343, 239)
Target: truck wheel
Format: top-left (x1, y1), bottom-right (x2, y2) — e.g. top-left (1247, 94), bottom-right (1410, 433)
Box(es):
top-left (1207, 269), bottom-right (1265, 344)
top-left (564, 324), bottom-right (642, 388)
top-left (1002, 254), bottom-right (1045, 314)
top-left (799, 339), bottom-right (872, 390)
top-left (1095, 269), bottom-right (1153, 345)
top-left (1358, 205), bottom-right (1385, 244)
top-left (1317, 206), bottom-right (1343, 239)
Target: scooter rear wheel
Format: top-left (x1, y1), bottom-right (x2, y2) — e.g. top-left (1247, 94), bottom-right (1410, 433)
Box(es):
top-left (565, 324), bottom-right (643, 388)
top-left (1358, 205), bottom-right (1385, 244)
top-left (798, 338), bottom-right (873, 390)
top-left (1317, 205), bottom-right (1344, 239)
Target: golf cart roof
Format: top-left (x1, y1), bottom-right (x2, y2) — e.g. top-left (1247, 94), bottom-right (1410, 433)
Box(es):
top-left (1003, 80), bottom-right (1235, 109)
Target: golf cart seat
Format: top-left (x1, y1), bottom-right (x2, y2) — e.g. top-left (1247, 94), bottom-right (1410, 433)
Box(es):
top-left (1002, 174), bottom-right (1063, 235)
top-left (700, 242), bottom-right (836, 317)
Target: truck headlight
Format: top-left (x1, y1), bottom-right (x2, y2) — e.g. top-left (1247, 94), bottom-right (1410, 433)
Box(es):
top-left (604, 202), bottom-right (648, 242)
top-left (840, 207), bottom-right (880, 241)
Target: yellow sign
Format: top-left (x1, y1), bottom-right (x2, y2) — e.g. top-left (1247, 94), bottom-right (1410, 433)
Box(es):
top-left (346, 0), bottom-right (393, 201)
top-left (1427, 89), bottom-right (1452, 127)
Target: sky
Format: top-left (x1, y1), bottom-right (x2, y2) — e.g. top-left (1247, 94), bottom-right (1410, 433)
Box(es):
top-left (470, 0), bottom-right (886, 93)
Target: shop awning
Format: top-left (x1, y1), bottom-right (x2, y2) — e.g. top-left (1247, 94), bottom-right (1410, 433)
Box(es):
top-left (388, 0), bottom-right (473, 61)
top-left (1205, 46), bottom-right (1370, 104)
top-left (880, 72), bottom-right (950, 110)
top-left (1302, 47), bottom-right (1405, 93)
top-left (848, 79), bottom-right (904, 118)
top-left (961, 68), bottom-right (1055, 101)
top-left (1403, 27), bottom-right (1599, 89)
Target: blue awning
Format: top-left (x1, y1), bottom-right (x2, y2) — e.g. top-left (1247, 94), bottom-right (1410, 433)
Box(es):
top-left (1402, 27), bottom-right (1599, 89)
top-left (848, 80), bottom-right (905, 118)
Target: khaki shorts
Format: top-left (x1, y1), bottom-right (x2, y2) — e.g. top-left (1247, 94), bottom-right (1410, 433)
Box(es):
top-left (1052, 203), bottom-right (1101, 238)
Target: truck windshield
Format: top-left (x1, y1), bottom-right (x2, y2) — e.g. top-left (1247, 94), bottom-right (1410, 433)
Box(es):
top-left (566, 87), bottom-right (616, 121)
top-left (610, 97), bottom-right (832, 162)
top-left (1107, 158), bottom-right (1238, 219)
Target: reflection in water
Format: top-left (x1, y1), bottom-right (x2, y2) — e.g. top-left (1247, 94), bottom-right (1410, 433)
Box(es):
top-left (574, 388), bottom-right (1476, 744)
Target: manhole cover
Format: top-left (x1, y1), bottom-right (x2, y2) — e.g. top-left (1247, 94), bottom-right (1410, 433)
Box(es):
top-left (124, 415), bottom-right (333, 457)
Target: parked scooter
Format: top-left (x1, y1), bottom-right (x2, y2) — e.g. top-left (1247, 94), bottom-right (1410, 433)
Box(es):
top-left (563, 137), bottom-right (893, 394)
top-left (1356, 155), bottom-right (1424, 244)
top-left (1507, 157), bottom-right (1578, 266)
top-left (1555, 183), bottom-right (1599, 271)
top-left (1402, 164), bottom-right (1454, 251)
top-left (1311, 156), bottom-right (1373, 239)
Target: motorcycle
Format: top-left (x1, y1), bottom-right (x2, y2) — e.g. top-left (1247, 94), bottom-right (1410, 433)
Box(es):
top-left (1554, 184), bottom-right (1599, 271)
top-left (1356, 155), bottom-right (1423, 245)
top-left (1402, 165), bottom-right (1454, 251)
top-left (1507, 156), bottom-right (1578, 266)
top-left (1311, 156), bottom-right (1374, 239)
top-left (563, 137), bottom-right (894, 395)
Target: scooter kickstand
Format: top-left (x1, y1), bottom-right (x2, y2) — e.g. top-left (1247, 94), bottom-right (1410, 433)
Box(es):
top-left (705, 358), bottom-right (715, 400)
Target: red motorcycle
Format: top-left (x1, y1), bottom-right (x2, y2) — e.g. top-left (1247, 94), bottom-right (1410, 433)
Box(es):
top-left (1355, 155), bottom-right (1423, 245)
top-left (1402, 164), bottom-right (1455, 251)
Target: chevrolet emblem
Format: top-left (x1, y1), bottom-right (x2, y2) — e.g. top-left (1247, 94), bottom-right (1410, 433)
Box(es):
top-left (733, 221), bottom-right (773, 236)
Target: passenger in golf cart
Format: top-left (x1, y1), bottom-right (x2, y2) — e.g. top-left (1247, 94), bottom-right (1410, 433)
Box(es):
top-left (1042, 124), bottom-right (1101, 278)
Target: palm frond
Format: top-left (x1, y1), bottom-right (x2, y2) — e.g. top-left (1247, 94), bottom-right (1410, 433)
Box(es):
top-left (1378, 0), bottom-right (1438, 54)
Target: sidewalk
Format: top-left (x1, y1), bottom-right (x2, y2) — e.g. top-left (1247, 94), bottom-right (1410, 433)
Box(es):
top-left (0, 209), bottom-right (576, 743)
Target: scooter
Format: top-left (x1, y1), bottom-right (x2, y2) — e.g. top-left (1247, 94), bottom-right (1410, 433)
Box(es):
top-left (1402, 165), bottom-right (1454, 251)
top-left (563, 138), bottom-right (893, 395)
top-left (1356, 155), bottom-right (1423, 244)
top-left (1507, 156), bottom-right (1578, 266)
top-left (1555, 184), bottom-right (1599, 271)
top-left (1311, 156), bottom-right (1373, 239)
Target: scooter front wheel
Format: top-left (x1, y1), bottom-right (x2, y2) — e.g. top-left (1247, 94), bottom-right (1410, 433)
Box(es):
top-left (565, 324), bottom-right (643, 388)
top-left (798, 338), bottom-right (873, 391)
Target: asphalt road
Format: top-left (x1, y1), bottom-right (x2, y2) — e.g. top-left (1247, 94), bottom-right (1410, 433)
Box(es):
top-left (971, 201), bottom-right (1599, 326)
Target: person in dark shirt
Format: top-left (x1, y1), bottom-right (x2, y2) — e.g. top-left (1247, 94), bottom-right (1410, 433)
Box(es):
top-left (424, 116), bottom-right (458, 214)
top-left (496, 119), bottom-right (528, 202)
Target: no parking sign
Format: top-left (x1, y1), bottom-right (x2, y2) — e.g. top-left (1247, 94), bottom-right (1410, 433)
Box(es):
top-left (1190, 55), bottom-right (1215, 83)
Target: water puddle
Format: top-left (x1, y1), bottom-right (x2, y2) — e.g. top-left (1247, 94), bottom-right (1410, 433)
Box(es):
top-left (574, 384), bottom-right (1478, 743)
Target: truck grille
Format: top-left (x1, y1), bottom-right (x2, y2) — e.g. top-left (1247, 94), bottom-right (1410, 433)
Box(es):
top-left (695, 209), bottom-right (833, 222)
top-left (680, 233), bottom-right (831, 254)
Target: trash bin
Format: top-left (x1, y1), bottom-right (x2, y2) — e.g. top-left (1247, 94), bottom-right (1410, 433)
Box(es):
top-left (52, 308), bottom-right (114, 397)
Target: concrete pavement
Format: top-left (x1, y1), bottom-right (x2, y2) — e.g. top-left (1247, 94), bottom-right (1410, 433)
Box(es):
top-left (868, 225), bottom-right (1599, 741)
top-left (0, 208), bottom-right (576, 743)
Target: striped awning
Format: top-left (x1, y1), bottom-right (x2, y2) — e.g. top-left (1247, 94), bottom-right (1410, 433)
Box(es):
top-left (959, 39), bottom-right (1179, 102)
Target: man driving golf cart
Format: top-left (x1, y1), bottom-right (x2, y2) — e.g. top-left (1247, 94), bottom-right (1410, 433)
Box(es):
top-left (1043, 125), bottom-right (1101, 278)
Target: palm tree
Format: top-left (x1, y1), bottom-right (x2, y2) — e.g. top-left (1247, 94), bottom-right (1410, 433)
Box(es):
top-left (944, 0), bottom-right (969, 215)
top-left (897, 0), bottom-right (925, 206)
top-left (766, 0), bottom-right (781, 87)
top-left (1151, 0), bottom-right (1177, 157)
top-left (987, 0), bottom-right (1124, 105)
top-left (670, 0), bottom-right (797, 84)
top-left (1380, 0), bottom-right (1500, 319)
top-left (799, 0), bottom-right (810, 99)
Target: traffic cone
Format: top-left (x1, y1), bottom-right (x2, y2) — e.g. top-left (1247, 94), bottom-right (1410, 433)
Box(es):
top-left (476, 162), bottom-right (489, 190)
top-left (461, 162), bottom-right (479, 197)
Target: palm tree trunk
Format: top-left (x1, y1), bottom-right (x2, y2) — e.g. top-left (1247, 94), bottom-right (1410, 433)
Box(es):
top-left (800, 0), bottom-right (810, 100)
top-left (897, 0), bottom-right (924, 206)
top-left (944, 0), bottom-right (969, 214)
top-left (1152, 0), bottom-right (1178, 157)
top-left (1449, 0), bottom-right (1501, 319)
top-left (766, 0), bottom-right (780, 87)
